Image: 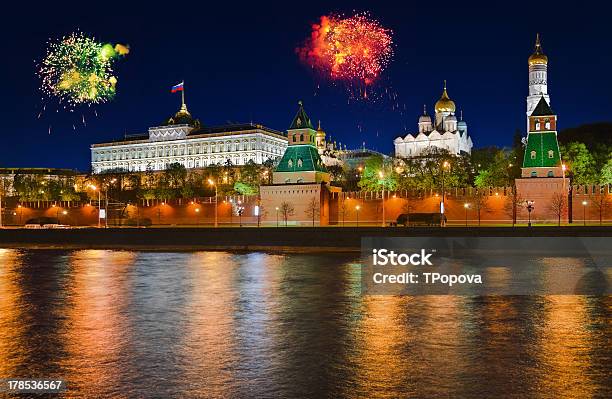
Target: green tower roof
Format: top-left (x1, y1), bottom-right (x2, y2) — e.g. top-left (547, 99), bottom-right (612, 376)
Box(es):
top-left (531, 96), bottom-right (554, 116)
top-left (522, 131), bottom-right (561, 168)
top-left (289, 101), bottom-right (314, 130)
top-left (275, 145), bottom-right (327, 173)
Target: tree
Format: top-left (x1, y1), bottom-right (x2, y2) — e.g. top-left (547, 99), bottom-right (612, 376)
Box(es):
top-left (398, 147), bottom-right (469, 191)
top-left (600, 156), bottom-right (612, 185)
top-left (241, 160), bottom-right (261, 185)
top-left (549, 192), bottom-right (566, 226)
top-left (327, 164), bottom-right (345, 182)
top-left (474, 149), bottom-right (513, 188)
top-left (339, 198), bottom-right (350, 226)
top-left (589, 194), bottom-right (611, 225)
top-left (504, 191), bottom-right (525, 227)
top-left (358, 156), bottom-right (398, 191)
top-left (234, 181), bottom-right (257, 196)
top-left (304, 197), bottom-right (320, 226)
top-left (561, 142), bottom-right (596, 185)
top-left (164, 163), bottom-right (187, 189)
top-left (279, 201), bottom-right (295, 227)
top-left (471, 190), bottom-right (490, 226)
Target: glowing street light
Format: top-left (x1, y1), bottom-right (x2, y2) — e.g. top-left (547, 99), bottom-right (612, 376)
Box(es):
top-left (89, 184), bottom-right (101, 228)
top-left (355, 205), bottom-right (361, 227)
top-left (582, 200), bottom-right (588, 226)
top-left (275, 206), bottom-right (279, 227)
top-left (379, 171), bottom-right (385, 227)
top-left (441, 161), bottom-right (450, 226)
top-left (208, 179), bottom-right (218, 228)
top-left (526, 200), bottom-right (535, 227)
top-left (464, 203), bottom-right (470, 227)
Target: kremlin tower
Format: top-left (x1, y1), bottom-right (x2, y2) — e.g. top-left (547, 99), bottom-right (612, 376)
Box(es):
top-left (516, 34), bottom-right (567, 223)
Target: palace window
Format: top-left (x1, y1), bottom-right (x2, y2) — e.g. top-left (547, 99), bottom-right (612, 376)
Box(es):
top-left (547, 171), bottom-right (554, 177)
top-left (300, 134), bottom-right (304, 141)
top-left (288, 159), bottom-right (293, 168)
top-left (535, 119), bottom-right (540, 130)
top-left (531, 150), bottom-right (536, 159)
top-left (531, 171), bottom-right (537, 177)
top-left (548, 150), bottom-right (554, 158)
top-left (297, 158), bottom-right (303, 168)
top-left (545, 120), bottom-right (550, 129)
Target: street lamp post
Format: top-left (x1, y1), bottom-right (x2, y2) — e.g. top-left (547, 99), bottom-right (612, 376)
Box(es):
top-left (582, 200), bottom-right (587, 226)
top-left (379, 171), bottom-right (385, 227)
top-left (17, 205), bottom-right (22, 225)
top-left (89, 184), bottom-right (101, 228)
top-left (275, 206), bottom-right (279, 227)
top-left (208, 179), bottom-right (218, 228)
top-left (464, 203), bottom-right (470, 227)
top-left (441, 161), bottom-right (450, 227)
top-left (356, 205), bottom-right (361, 227)
top-left (237, 200), bottom-right (243, 227)
top-left (526, 200), bottom-right (535, 227)
top-left (195, 207), bottom-right (200, 225)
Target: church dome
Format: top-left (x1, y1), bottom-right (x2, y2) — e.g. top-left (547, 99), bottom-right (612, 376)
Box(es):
top-left (163, 103), bottom-right (200, 127)
top-left (435, 83), bottom-right (456, 113)
top-left (316, 120), bottom-right (326, 137)
top-left (528, 33), bottom-right (548, 66)
top-left (418, 114), bottom-right (432, 123)
top-left (528, 53), bottom-right (548, 66)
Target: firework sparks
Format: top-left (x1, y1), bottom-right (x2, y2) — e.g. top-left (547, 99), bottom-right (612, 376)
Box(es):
top-left (298, 13), bottom-right (393, 86)
top-left (38, 32), bottom-right (128, 108)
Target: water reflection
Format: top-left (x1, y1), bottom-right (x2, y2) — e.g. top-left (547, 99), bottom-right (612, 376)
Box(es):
top-left (0, 249), bottom-right (608, 398)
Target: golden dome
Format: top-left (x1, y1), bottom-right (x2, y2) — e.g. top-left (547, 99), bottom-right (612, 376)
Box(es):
top-left (435, 81), bottom-right (456, 113)
top-left (528, 33), bottom-right (548, 66)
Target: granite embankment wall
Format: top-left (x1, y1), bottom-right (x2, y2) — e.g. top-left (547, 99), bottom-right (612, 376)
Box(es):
top-left (0, 226), bottom-right (610, 252)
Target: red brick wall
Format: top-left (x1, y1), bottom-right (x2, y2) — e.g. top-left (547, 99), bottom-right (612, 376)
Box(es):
top-left (4, 185), bottom-right (610, 226)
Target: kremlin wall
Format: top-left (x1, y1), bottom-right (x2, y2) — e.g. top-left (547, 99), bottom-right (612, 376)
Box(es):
top-left (4, 184), bottom-right (610, 227)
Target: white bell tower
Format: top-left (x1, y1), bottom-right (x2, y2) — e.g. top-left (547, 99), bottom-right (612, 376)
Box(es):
top-left (526, 33), bottom-right (550, 116)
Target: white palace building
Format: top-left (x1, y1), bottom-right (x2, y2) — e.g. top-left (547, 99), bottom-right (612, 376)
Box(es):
top-left (394, 82), bottom-right (473, 158)
top-left (91, 101), bottom-right (288, 174)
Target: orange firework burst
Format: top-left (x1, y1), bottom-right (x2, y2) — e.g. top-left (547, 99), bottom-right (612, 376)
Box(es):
top-left (298, 13), bottom-right (393, 86)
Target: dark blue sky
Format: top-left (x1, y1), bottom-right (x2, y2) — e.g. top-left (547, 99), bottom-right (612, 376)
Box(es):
top-left (2, 1), bottom-right (610, 171)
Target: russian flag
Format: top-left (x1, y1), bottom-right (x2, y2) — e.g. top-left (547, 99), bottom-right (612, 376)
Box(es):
top-left (171, 82), bottom-right (184, 93)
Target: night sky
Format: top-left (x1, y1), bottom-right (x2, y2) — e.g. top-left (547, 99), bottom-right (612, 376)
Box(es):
top-left (2, 1), bottom-right (610, 171)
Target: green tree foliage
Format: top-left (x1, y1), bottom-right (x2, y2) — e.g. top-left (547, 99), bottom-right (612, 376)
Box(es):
top-left (398, 148), bottom-right (469, 190)
top-left (240, 160), bottom-right (261, 185)
top-left (561, 142), bottom-right (597, 185)
top-left (327, 164), bottom-right (345, 182)
top-left (600, 157), bottom-right (612, 185)
top-left (164, 163), bottom-right (187, 189)
top-left (474, 149), bottom-right (514, 188)
top-left (233, 181), bottom-right (258, 196)
top-left (358, 156), bottom-right (398, 191)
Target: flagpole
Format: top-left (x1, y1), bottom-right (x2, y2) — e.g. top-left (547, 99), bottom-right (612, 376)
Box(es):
top-left (181, 80), bottom-right (185, 106)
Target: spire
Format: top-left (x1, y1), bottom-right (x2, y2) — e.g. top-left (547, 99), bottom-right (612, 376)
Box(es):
top-left (528, 33), bottom-right (548, 66)
top-left (289, 100), bottom-right (313, 130)
top-left (460, 109), bottom-right (463, 121)
top-left (317, 120), bottom-right (321, 130)
top-left (423, 104), bottom-right (427, 115)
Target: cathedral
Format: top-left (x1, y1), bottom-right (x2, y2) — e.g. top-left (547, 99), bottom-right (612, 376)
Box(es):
top-left (393, 82), bottom-right (473, 158)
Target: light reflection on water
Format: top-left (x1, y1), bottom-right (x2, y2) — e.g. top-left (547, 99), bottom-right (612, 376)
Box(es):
top-left (0, 249), bottom-right (609, 398)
